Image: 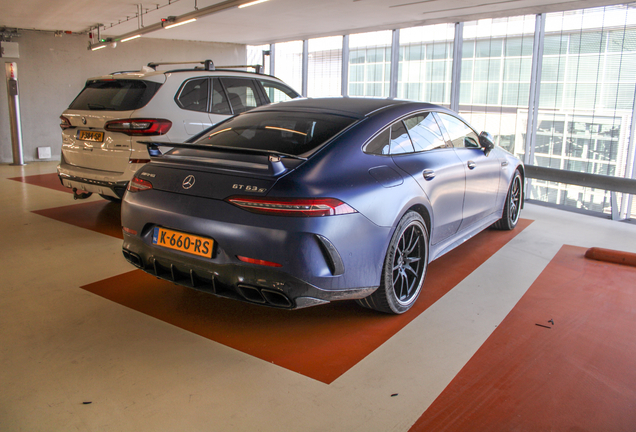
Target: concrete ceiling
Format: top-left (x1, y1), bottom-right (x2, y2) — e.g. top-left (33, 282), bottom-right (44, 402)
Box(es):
top-left (0, 0), bottom-right (626, 45)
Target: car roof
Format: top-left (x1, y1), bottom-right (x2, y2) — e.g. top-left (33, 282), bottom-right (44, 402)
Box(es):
top-left (86, 68), bottom-right (287, 84)
top-left (247, 97), bottom-right (445, 119)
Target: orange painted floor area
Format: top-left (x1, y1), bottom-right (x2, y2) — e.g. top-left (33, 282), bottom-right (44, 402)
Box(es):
top-left (9, 173), bottom-right (70, 193)
top-left (81, 220), bottom-right (531, 384)
top-left (410, 244), bottom-right (636, 431)
top-left (33, 201), bottom-right (123, 239)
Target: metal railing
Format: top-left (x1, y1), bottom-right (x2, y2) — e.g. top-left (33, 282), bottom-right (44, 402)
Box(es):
top-left (525, 165), bottom-right (636, 220)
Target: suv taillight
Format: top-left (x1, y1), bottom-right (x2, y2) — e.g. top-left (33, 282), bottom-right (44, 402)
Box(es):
top-left (60, 116), bottom-right (73, 130)
top-left (127, 176), bottom-right (153, 192)
top-left (104, 119), bottom-right (172, 136)
top-left (226, 196), bottom-right (357, 217)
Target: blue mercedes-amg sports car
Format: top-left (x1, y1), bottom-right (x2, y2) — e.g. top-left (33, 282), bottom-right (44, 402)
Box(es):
top-left (121, 98), bottom-right (523, 314)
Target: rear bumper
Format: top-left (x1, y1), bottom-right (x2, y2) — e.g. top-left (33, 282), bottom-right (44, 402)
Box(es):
top-left (121, 189), bottom-right (391, 309)
top-left (122, 244), bottom-right (376, 309)
top-left (57, 160), bottom-right (144, 198)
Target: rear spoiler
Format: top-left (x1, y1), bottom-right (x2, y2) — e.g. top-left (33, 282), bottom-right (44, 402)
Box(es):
top-left (140, 141), bottom-right (307, 175)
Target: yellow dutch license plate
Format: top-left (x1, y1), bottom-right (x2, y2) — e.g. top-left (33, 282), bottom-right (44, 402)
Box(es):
top-left (78, 130), bottom-right (104, 142)
top-left (152, 227), bottom-right (213, 258)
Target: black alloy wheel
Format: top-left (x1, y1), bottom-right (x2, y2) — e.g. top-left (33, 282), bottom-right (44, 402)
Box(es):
top-left (493, 169), bottom-right (522, 230)
top-left (357, 211), bottom-right (429, 314)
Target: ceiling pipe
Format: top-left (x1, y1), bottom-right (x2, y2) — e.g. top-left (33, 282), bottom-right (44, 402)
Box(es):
top-left (88, 0), bottom-right (268, 50)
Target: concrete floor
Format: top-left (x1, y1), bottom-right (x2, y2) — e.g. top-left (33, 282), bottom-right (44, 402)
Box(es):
top-left (2, 161), bottom-right (635, 431)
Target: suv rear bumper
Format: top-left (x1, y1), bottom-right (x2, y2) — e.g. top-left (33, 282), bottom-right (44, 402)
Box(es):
top-left (57, 160), bottom-right (144, 198)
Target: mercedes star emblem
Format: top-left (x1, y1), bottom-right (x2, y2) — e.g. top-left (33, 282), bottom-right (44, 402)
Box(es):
top-left (182, 175), bottom-right (196, 189)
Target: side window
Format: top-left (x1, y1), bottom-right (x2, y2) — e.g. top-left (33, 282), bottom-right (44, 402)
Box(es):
top-left (365, 128), bottom-right (391, 155)
top-left (404, 113), bottom-right (447, 152)
top-left (437, 113), bottom-right (480, 149)
top-left (176, 78), bottom-right (209, 112)
top-left (210, 78), bottom-right (232, 115)
top-left (390, 121), bottom-right (415, 155)
top-left (260, 80), bottom-right (299, 103)
top-left (219, 78), bottom-right (259, 114)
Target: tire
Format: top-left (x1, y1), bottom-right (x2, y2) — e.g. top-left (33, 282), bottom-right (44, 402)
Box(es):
top-left (493, 169), bottom-right (522, 230)
top-left (100, 194), bottom-right (121, 203)
top-left (357, 211), bottom-right (429, 314)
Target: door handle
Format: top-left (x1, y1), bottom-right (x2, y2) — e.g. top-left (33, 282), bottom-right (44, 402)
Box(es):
top-left (467, 161), bottom-right (476, 170)
top-left (501, 161), bottom-right (509, 167)
top-left (422, 169), bottom-right (436, 180)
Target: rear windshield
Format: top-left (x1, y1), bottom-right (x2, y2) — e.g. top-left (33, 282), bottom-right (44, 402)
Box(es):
top-left (69, 79), bottom-right (162, 111)
top-left (194, 111), bottom-right (357, 156)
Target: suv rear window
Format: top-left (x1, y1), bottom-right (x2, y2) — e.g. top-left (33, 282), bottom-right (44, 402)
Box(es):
top-left (69, 79), bottom-right (161, 111)
top-left (194, 111), bottom-right (357, 156)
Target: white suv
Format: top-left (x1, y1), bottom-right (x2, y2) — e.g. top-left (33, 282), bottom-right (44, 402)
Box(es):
top-left (57, 60), bottom-right (300, 200)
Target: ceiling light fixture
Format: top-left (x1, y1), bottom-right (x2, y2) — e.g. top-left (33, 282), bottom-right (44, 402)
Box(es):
top-left (91, 45), bottom-right (107, 51)
top-left (164, 18), bottom-right (197, 29)
top-left (90, 0), bottom-right (265, 51)
top-left (121, 34), bottom-right (142, 42)
top-left (238, 0), bottom-right (269, 8)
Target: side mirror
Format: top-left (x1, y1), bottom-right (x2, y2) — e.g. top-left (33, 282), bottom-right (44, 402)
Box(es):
top-left (479, 131), bottom-right (495, 156)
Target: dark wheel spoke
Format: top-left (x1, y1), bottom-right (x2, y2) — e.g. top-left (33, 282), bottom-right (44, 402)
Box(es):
top-left (404, 264), bottom-right (418, 277)
top-left (404, 228), bottom-right (419, 255)
top-left (398, 271), bottom-right (408, 299)
top-left (405, 256), bottom-right (420, 265)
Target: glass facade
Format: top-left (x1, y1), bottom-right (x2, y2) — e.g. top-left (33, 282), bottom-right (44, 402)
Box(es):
top-left (248, 4), bottom-right (636, 220)
top-left (398, 23), bottom-right (455, 105)
top-left (308, 36), bottom-right (343, 97)
top-left (527, 6), bottom-right (636, 216)
top-left (348, 31), bottom-right (393, 97)
top-left (273, 41), bottom-right (303, 94)
top-left (459, 15), bottom-right (536, 159)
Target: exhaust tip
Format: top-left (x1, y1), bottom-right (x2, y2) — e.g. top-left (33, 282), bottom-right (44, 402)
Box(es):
top-left (122, 249), bottom-right (143, 268)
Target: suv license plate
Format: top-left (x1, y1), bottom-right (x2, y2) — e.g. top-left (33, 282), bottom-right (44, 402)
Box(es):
top-left (152, 227), bottom-right (213, 258)
top-left (78, 130), bottom-right (104, 142)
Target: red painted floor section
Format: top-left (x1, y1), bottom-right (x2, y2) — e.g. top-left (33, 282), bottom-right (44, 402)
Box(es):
top-left (8, 173), bottom-right (71, 193)
top-left (410, 245), bottom-right (636, 431)
top-left (33, 201), bottom-right (123, 239)
top-left (81, 220), bottom-right (531, 384)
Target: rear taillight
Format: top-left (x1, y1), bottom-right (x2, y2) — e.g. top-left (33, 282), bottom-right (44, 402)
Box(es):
top-left (105, 119), bottom-right (172, 136)
top-left (127, 176), bottom-right (153, 192)
top-left (129, 159), bottom-right (151, 164)
top-left (60, 115), bottom-right (73, 130)
top-left (227, 196), bottom-right (357, 217)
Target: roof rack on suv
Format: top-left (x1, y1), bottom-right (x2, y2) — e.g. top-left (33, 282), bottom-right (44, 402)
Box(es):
top-left (146, 60), bottom-right (262, 74)
top-left (110, 70), bottom-right (141, 75)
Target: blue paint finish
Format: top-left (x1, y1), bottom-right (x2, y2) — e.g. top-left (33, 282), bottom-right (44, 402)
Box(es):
top-left (121, 98), bottom-right (523, 309)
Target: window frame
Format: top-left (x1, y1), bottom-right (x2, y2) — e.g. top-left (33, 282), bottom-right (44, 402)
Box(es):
top-left (175, 76), bottom-right (277, 116)
top-left (218, 77), bottom-right (267, 115)
top-left (363, 110), bottom-right (452, 156)
top-left (258, 79), bottom-right (301, 104)
top-left (434, 112), bottom-right (481, 150)
top-left (174, 77), bottom-right (211, 113)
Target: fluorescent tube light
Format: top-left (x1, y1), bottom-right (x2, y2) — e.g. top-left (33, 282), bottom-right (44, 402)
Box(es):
top-left (165, 18), bottom-right (197, 29)
top-left (121, 34), bottom-right (141, 42)
top-left (238, 0), bottom-right (269, 8)
top-left (91, 45), bottom-right (107, 51)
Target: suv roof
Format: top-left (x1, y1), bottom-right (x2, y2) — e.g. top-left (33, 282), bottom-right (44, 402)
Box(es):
top-left (101, 59), bottom-right (271, 82)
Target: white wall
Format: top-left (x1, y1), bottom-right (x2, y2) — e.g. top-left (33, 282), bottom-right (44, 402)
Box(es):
top-left (0, 30), bottom-right (246, 163)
